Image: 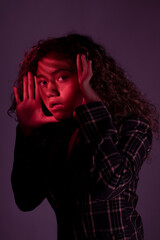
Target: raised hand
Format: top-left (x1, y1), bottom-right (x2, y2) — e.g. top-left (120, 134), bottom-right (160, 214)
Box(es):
top-left (76, 54), bottom-right (101, 104)
top-left (14, 72), bottom-right (58, 135)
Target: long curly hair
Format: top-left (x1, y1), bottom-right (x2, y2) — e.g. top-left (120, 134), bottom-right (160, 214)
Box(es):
top-left (8, 33), bottom-right (159, 136)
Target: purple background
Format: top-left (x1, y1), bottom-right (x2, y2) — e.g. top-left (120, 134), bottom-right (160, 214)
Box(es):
top-left (1, 1), bottom-right (160, 239)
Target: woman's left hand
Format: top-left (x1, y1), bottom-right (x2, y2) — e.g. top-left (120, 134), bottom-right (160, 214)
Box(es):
top-left (76, 54), bottom-right (101, 104)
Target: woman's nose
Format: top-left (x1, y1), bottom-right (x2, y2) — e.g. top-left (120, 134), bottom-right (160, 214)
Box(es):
top-left (46, 82), bottom-right (60, 97)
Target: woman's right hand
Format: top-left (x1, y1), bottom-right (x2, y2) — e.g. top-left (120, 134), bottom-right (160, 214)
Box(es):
top-left (14, 72), bottom-right (58, 135)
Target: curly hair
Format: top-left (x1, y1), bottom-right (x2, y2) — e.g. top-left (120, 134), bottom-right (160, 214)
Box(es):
top-left (8, 33), bottom-right (159, 136)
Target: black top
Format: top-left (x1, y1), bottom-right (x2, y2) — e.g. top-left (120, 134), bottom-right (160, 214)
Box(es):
top-left (11, 102), bottom-right (152, 240)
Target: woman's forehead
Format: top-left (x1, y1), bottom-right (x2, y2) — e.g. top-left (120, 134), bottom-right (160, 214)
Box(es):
top-left (37, 52), bottom-right (76, 74)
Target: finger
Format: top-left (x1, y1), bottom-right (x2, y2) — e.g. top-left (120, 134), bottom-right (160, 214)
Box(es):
top-left (23, 75), bottom-right (28, 100)
top-left (42, 115), bottom-right (59, 124)
top-left (28, 72), bottom-right (34, 99)
top-left (76, 54), bottom-right (83, 78)
top-left (87, 60), bottom-right (93, 79)
top-left (81, 54), bottom-right (88, 73)
top-left (80, 55), bottom-right (90, 82)
top-left (34, 76), bottom-right (40, 100)
top-left (13, 86), bottom-right (21, 104)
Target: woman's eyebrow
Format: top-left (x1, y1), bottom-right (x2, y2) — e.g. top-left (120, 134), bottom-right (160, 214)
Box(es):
top-left (36, 68), bottom-right (73, 79)
top-left (36, 74), bottom-right (46, 79)
top-left (52, 68), bottom-right (73, 75)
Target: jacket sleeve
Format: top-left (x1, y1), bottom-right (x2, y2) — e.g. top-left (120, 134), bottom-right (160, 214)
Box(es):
top-left (75, 102), bottom-right (152, 200)
top-left (11, 125), bottom-right (47, 211)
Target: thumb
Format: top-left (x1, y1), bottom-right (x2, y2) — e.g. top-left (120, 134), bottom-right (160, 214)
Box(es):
top-left (42, 115), bottom-right (59, 124)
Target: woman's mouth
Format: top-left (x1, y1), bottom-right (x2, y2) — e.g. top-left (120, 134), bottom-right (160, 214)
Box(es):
top-left (50, 103), bottom-right (64, 111)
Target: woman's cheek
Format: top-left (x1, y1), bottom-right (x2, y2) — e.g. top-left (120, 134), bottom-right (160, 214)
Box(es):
top-left (38, 87), bottom-right (44, 99)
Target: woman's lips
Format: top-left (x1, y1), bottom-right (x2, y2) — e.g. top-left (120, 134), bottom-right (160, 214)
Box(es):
top-left (50, 103), bottom-right (64, 111)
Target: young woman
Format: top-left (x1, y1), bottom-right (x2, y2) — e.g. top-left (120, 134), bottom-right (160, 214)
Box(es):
top-left (8, 34), bottom-right (159, 239)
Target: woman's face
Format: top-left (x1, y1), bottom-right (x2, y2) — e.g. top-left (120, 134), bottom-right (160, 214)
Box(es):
top-left (36, 52), bottom-right (83, 121)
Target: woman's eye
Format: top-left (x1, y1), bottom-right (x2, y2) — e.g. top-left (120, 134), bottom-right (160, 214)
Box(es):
top-left (57, 76), bottom-right (68, 82)
top-left (38, 81), bottom-right (47, 86)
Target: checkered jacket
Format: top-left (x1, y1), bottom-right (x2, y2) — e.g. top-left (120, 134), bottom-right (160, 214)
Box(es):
top-left (11, 102), bottom-right (152, 240)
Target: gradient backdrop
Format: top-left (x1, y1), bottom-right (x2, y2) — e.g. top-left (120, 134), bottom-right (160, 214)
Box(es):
top-left (1, 1), bottom-right (160, 239)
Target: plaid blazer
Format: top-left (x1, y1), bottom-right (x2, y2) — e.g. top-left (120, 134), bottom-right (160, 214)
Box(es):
top-left (12, 102), bottom-right (152, 240)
